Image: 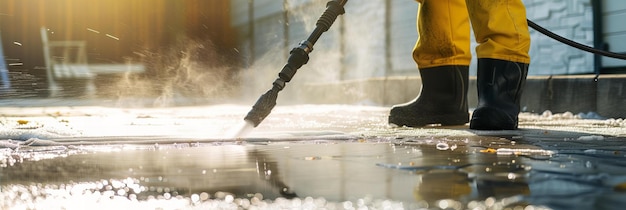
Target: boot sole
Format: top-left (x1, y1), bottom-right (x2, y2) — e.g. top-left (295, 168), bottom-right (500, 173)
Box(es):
top-left (469, 107), bottom-right (517, 130)
top-left (389, 113), bottom-right (469, 127)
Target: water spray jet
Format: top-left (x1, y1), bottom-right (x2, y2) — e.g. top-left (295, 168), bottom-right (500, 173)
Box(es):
top-left (243, 0), bottom-right (348, 128)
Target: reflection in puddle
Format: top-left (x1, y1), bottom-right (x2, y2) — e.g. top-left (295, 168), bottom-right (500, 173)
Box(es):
top-left (1, 142), bottom-right (412, 209)
top-left (1, 136), bottom-right (625, 209)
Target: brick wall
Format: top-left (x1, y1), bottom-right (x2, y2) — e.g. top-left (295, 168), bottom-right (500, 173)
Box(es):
top-left (524, 0), bottom-right (595, 75)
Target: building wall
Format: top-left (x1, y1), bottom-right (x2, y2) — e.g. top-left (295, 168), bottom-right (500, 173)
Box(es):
top-left (230, 0), bottom-right (625, 81)
top-left (601, 0), bottom-right (626, 69)
top-left (525, 0), bottom-right (595, 75)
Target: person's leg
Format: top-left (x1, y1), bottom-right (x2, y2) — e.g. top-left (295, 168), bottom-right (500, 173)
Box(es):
top-left (412, 0), bottom-right (472, 68)
top-left (389, 0), bottom-right (471, 127)
top-left (466, 0), bottom-right (531, 130)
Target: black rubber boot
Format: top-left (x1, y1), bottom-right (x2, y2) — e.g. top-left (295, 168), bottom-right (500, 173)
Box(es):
top-left (470, 58), bottom-right (529, 130)
top-left (389, 66), bottom-right (469, 127)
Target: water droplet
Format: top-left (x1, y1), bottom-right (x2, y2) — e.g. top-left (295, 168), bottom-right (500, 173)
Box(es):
top-left (191, 194), bottom-right (200, 203)
top-left (436, 142), bottom-right (449, 151)
top-left (215, 191), bottom-right (226, 199)
top-left (438, 199), bottom-right (450, 209)
top-left (292, 197), bottom-right (302, 207)
top-left (485, 197), bottom-right (496, 207)
top-left (241, 198), bottom-right (252, 208)
top-left (450, 144), bottom-right (458, 151)
top-left (254, 193), bottom-right (263, 200)
top-left (343, 201), bottom-right (353, 209)
top-left (225, 194), bottom-right (234, 203)
top-left (507, 173), bottom-right (517, 180)
top-left (200, 192), bottom-right (210, 201)
top-left (105, 34), bottom-right (120, 40)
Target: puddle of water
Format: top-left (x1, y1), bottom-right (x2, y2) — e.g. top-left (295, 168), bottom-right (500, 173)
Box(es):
top-left (2, 135), bottom-right (626, 209)
top-left (0, 137), bottom-right (517, 209)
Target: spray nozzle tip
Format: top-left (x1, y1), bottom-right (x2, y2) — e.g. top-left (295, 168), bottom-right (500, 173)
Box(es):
top-left (243, 87), bottom-right (279, 127)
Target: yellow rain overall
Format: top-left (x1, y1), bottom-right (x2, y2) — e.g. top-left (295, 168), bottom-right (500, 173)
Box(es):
top-left (413, 0), bottom-right (530, 68)
top-left (413, 0), bottom-right (531, 68)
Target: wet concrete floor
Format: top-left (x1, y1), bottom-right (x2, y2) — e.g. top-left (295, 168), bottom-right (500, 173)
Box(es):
top-left (1, 103), bottom-right (626, 209)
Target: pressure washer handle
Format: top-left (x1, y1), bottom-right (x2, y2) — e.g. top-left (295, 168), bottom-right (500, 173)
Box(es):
top-left (244, 0), bottom-right (348, 128)
top-left (278, 0), bottom-right (347, 84)
top-left (307, 0), bottom-right (347, 46)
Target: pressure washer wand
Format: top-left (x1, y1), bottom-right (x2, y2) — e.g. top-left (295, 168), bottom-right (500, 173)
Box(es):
top-left (244, 0), bottom-right (348, 127)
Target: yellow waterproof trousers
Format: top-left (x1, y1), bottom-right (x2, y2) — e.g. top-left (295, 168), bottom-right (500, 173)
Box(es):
top-left (413, 0), bottom-right (531, 68)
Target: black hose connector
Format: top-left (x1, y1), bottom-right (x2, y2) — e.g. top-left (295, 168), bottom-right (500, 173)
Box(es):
top-left (278, 47), bottom-right (310, 83)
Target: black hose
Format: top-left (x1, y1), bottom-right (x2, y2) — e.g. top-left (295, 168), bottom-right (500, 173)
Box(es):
top-left (527, 19), bottom-right (626, 60)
